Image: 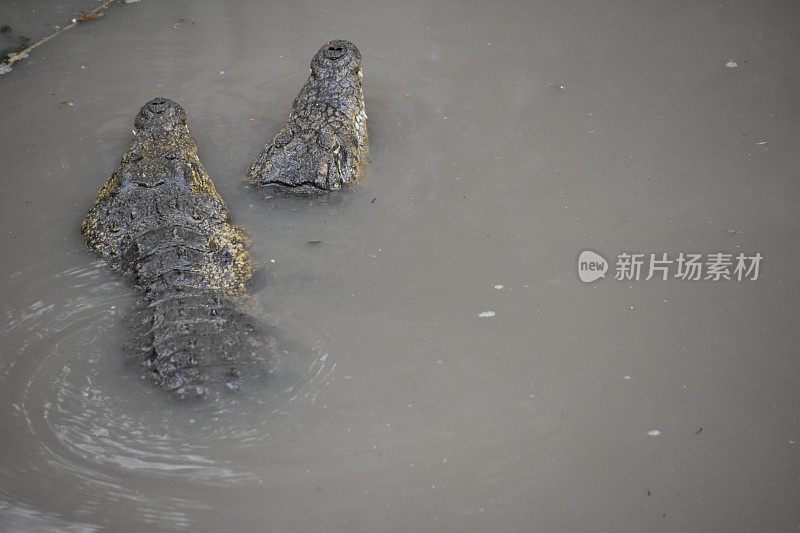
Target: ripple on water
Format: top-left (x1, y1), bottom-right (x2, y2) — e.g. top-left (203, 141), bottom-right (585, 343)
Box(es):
top-left (0, 263), bottom-right (337, 527)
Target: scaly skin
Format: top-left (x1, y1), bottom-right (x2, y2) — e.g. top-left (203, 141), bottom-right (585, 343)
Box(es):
top-left (82, 98), bottom-right (274, 399)
top-left (247, 40), bottom-right (369, 193)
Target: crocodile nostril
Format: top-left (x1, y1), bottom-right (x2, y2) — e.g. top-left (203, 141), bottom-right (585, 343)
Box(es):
top-left (147, 98), bottom-right (169, 113)
top-left (324, 46), bottom-right (346, 60)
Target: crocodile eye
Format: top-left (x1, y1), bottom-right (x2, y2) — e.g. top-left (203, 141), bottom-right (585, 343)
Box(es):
top-left (273, 129), bottom-right (292, 148)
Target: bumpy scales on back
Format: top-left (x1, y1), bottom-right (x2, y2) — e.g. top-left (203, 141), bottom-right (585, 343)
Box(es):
top-left (83, 98), bottom-right (274, 399)
top-left (247, 40), bottom-right (369, 192)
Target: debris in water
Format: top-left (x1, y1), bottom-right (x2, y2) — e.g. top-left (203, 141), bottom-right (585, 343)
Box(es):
top-left (478, 310), bottom-right (495, 318)
top-left (725, 60), bottom-right (738, 68)
top-left (3, 0), bottom-right (113, 69)
top-left (305, 240), bottom-right (323, 245)
top-left (695, 427), bottom-right (703, 434)
top-left (0, 25), bottom-right (11, 34)
top-left (77, 11), bottom-right (104, 22)
top-left (173, 17), bottom-right (196, 28)
top-left (727, 229), bottom-right (739, 234)
top-left (493, 284), bottom-right (503, 289)
top-left (647, 429), bottom-right (661, 436)
top-left (755, 141), bottom-right (767, 145)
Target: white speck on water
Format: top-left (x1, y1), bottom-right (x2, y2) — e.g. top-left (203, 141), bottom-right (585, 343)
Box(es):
top-left (623, 375), bottom-right (631, 380)
top-left (647, 429), bottom-right (662, 436)
top-left (755, 141), bottom-right (767, 145)
top-left (269, 259), bottom-right (275, 263)
top-left (478, 311), bottom-right (495, 318)
top-left (726, 60), bottom-right (738, 68)
top-left (493, 284), bottom-right (504, 289)
top-left (219, 70), bottom-right (225, 75)
top-left (319, 353), bottom-right (328, 362)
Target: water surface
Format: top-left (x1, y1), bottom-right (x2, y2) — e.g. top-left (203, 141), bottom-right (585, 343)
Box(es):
top-left (1, 0), bottom-right (799, 531)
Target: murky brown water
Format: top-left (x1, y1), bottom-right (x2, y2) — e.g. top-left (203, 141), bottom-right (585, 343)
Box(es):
top-left (1, 0), bottom-right (799, 531)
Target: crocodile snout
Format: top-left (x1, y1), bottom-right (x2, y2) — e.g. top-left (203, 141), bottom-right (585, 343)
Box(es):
top-left (135, 98), bottom-right (187, 131)
top-left (324, 44), bottom-right (346, 60)
top-left (146, 98), bottom-right (170, 114)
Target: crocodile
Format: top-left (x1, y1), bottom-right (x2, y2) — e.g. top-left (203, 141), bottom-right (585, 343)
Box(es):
top-left (246, 39), bottom-right (369, 193)
top-left (82, 98), bottom-right (274, 399)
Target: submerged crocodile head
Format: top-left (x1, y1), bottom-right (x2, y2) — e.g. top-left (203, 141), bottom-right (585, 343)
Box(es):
top-left (134, 97), bottom-right (187, 133)
top-left (310, 39), bottom-right (362, 78)
top-left (82, 97), bottom-right (250, 291)
top-left (247, 40), bottom-right (369, 193)
top-left (82, 99), bottom-right (266, 400)
top-left (121, 98), bottom-right (208, 191)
